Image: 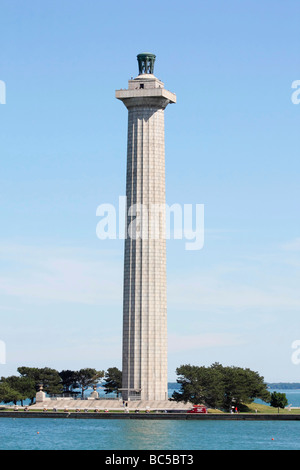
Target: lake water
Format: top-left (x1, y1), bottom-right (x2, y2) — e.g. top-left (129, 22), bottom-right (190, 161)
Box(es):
top-left (0, 418), bottom-right (300, 450)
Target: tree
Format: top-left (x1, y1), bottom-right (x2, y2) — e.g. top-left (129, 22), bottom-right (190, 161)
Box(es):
top-left (270, 391), bottom-right (288, 413)
top-left (172, 365), bottom-right (210, 405)
top-left (76, 368), bottom-right (104, 398)
top-left (0, 381), bottom-right (22, 405)
top-left (204, 363), bottom-right (226, 409)
top-left (17, 367), bottom-right (63, 400)
top-left (1, 376), bottom-right (36, 406)
top-left (173, 363), bottom-right (270, 411)
top-left (59, 370), bottom-right (79, 395)
top-left (103, 367), bottom-right (122, 397)
top-left (172, 363), bottom-right (225, 408)
top-left (221, 366), bottom-right (270, 411)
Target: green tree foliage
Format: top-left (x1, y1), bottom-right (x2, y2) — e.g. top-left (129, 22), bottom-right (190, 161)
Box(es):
top-left (173, 363), bottom-right (271, 411)
top-left (103, 367), bottom-right (122, 397)
top-left (270, 391), bottom-right (288, 413)
top-left (0, 381), bottom-right (22, 405)
top-left (0, 376), bottom-right (36, 405)
top-left (59, 370), bottom-right (79, 394)
top-left (17, 367), bottom-right (63, 398)
top-left (76, 368), bottom-right (104, 398)
top-left (0, 366), bottom-right (111, 405)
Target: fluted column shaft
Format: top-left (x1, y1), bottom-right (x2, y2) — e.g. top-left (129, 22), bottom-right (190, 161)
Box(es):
top-left (122, 105), bottom-right (167, 401)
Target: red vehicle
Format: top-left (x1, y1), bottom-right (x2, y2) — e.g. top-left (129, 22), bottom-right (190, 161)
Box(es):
top-left (187, 405), bottom-right (207, 414)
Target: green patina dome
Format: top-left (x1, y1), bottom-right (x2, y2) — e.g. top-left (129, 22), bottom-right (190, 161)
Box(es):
top-left (137, 53), bottom-right (156, 75)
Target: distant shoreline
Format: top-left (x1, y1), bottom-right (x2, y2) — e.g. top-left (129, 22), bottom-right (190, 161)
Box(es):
top-left (266, 384), bottom-right (300, 390)
top-left (168, 382), bottom-right (300, 390)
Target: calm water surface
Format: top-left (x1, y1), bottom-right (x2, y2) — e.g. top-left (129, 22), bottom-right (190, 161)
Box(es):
top-left (0, 418), bottom-right (300, 450)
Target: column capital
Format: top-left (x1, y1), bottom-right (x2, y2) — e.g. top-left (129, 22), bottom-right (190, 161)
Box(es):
top-left (115, 88), bottom-right (176, 110)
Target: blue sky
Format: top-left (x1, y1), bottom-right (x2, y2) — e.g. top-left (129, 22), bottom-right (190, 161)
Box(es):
top-left (0, 0), bottom-right (299, 382)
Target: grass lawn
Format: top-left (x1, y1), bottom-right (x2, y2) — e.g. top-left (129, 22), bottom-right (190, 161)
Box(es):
top-left (242, 402), bottom-right (300, 414)
top-left (206, 402), bottom-right (300, 414)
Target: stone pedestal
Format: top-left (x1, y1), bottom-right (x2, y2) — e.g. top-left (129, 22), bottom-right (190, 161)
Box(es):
top-left (36, 385), bottom-right (46, 403)
top-left (89, 386), bottom-right (99, 399)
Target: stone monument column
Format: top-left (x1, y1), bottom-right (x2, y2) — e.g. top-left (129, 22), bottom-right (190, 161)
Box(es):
top-left (116, 54), bottom-right (176, 401)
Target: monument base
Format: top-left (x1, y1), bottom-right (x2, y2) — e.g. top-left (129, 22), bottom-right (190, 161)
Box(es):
top-left (29, 398), bottom-right (193, 412)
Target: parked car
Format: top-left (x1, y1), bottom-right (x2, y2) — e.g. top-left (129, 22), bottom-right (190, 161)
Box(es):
top-left (187, 405), bottom-right (207, 414)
